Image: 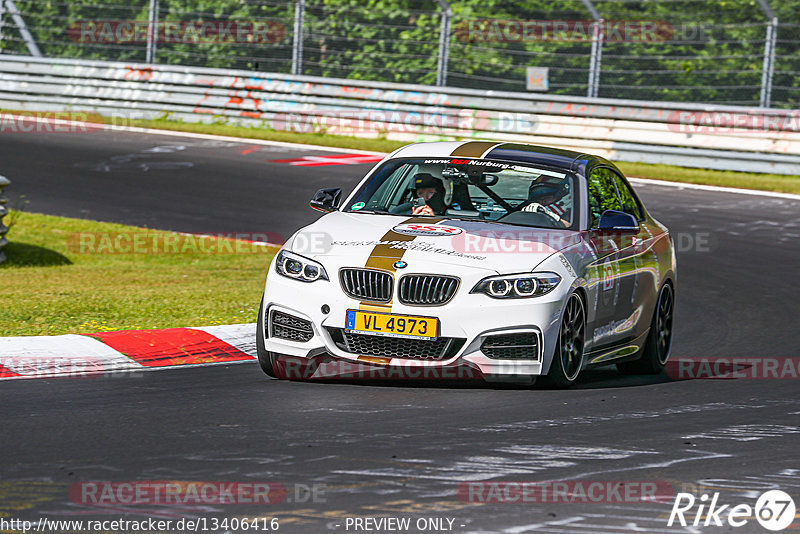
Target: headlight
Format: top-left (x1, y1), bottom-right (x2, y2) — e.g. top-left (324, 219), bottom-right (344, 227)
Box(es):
top-left (274, 250), bottom-right (329, 283)
top-left (471, 272), bottom-right (561, 299)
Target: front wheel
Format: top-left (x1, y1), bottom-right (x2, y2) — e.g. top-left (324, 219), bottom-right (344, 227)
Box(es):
top-left (255, 299), bottom-right (318, 380)
top-left (617, 282), bottom-right (674, 375)
top-left (256, 298), bottom-right (277, 378)
top-left (542, 292), bottom-right (585, 388)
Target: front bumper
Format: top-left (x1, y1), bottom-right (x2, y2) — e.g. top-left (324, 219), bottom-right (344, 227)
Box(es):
top-left (261, 262), bottom-right (569, 379)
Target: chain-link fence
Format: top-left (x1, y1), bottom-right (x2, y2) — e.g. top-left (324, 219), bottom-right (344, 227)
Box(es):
top-left (0, 0), bottom-right (798, 108)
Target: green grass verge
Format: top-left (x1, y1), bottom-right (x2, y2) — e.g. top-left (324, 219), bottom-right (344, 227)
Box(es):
top-left (0, 211), bottom-right (275, 336)
top-left (616, 161), bottom-right (800, 194)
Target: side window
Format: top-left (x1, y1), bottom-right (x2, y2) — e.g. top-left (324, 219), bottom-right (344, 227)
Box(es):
top-left (370, 164), bottom-right (414, 209)
top-left (586, 168), bottom-right (622, 227)
top-left (609, 171), bottom-right (642, 220)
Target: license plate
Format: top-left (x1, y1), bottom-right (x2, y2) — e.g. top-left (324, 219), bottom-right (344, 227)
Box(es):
top-left (345, 310), bottom-right (438, 340)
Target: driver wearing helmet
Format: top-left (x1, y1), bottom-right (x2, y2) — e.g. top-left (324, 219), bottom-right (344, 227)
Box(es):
top-left (391, 173), bottom-right (448, 216)
top-left (522, 178), bottom-right (572, 227)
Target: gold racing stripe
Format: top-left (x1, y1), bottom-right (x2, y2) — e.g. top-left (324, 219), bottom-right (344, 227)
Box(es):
top-left (359, 216), bottom-right (444, 311)
top-left (449, 141), bottom-right (502, 158)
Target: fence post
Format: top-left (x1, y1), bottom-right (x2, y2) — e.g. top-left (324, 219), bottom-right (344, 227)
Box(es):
top-left (759, 18), bottom-right (777, 108)
top-left (435, 0), bottom-right (452, 86)
top-left (588, 19), bottom-right (604, 98)
top-left (755, 0), bottom-right (776, 108)
top-left (145, 0), bottom-right (159, 64)
top-left (3, 0), bottom-right (41, 56)
top-left (0, 0), bottom-right (6, 53)
top-left (0, 176), bottom-right (10, 264)
top-left (291, 0), bottom-right (305, 75)
top-left (580, 0), bottom-right (602, 98)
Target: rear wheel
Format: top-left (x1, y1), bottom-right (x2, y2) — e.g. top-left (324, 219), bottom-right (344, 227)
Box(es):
top-left (617, 283), bottom-right (674, 375)
top-left (542, 292), bottom-right (585, 388)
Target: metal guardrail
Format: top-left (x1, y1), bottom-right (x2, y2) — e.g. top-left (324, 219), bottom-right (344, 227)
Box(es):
top-left (0, 175), bottom-right (9, 264)
top-left (0, 55), bottom-right (799, 175)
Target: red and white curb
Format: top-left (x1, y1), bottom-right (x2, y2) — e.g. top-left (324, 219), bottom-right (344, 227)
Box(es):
top-left (0, 324), bottom-right (258, 380)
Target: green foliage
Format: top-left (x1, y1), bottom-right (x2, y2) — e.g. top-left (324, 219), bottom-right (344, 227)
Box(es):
top-left (2, 0), bottom-right (798, 107)
top-left (302, 0), bottom-right (440, 83)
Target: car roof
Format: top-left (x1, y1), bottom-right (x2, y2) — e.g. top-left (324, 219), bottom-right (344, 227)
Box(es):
top-left (390, 141), bottom-right (613, 176)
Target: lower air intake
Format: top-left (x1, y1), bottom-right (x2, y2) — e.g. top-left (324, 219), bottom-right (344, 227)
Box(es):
top-left (481, 333), bottom-right (540, 360)
top-left (328, 328), bottom-right (464, 361)
top-left (271, 310), bottom-right (314, 342)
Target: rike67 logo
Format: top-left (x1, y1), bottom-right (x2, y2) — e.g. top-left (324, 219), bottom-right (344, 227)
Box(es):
top-left (668, 490), bottom-right (796, 531)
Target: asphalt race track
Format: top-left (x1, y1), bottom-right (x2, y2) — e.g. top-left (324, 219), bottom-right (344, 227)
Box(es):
top-left (1, 128), bottom-right (799, 533)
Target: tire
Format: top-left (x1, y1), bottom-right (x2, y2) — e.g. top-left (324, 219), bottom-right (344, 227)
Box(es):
top-left (256, 299), bottom-right (318, 380)
top-left (617, 282), bottom-right (674, 375)
top-left (256, 298), bottom-right (277, 378)
top-left (541, 292), bottom-right (586, 388)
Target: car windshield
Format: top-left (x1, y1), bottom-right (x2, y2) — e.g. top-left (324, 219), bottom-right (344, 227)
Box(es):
top-left (344, 157), bottom-right (576, 229)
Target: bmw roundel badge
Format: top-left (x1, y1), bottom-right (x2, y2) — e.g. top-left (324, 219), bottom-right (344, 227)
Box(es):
top-left (393, 261), bottom-right (408, 269)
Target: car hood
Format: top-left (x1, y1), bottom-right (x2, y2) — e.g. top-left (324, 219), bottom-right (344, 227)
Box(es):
top-left (286, 212), bottom-right (581, 275)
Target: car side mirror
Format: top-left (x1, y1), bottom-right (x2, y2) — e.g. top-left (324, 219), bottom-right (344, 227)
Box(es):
top-left (309, 188), bottom-right (342, 213)
top-left (596, 210), bottom-right (639, 232)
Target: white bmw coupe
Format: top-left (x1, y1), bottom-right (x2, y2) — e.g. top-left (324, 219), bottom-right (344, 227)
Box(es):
top-left (257, 141), bottom-right (676, 387)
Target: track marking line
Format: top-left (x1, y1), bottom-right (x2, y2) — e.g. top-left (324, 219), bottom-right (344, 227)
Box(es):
top-left (269, 154), bottom-right (385, 166)
top-left (628, 177), bottom-right (800, 201)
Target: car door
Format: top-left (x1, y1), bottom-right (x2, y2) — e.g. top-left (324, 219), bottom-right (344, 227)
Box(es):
top-left (584, 167), bottom-right (637, 351)
top-left (608, 169), bottom-right (660, 343)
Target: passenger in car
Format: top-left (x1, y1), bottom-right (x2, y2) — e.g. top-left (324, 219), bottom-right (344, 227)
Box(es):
top-left (521, 179), bottom-right (572, 227)
top-left (391, 173), bottom-right (449, 216)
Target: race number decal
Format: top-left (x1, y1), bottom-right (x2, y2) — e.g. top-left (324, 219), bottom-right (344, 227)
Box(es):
top-left (602, 263), bottom-right (616, 290)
